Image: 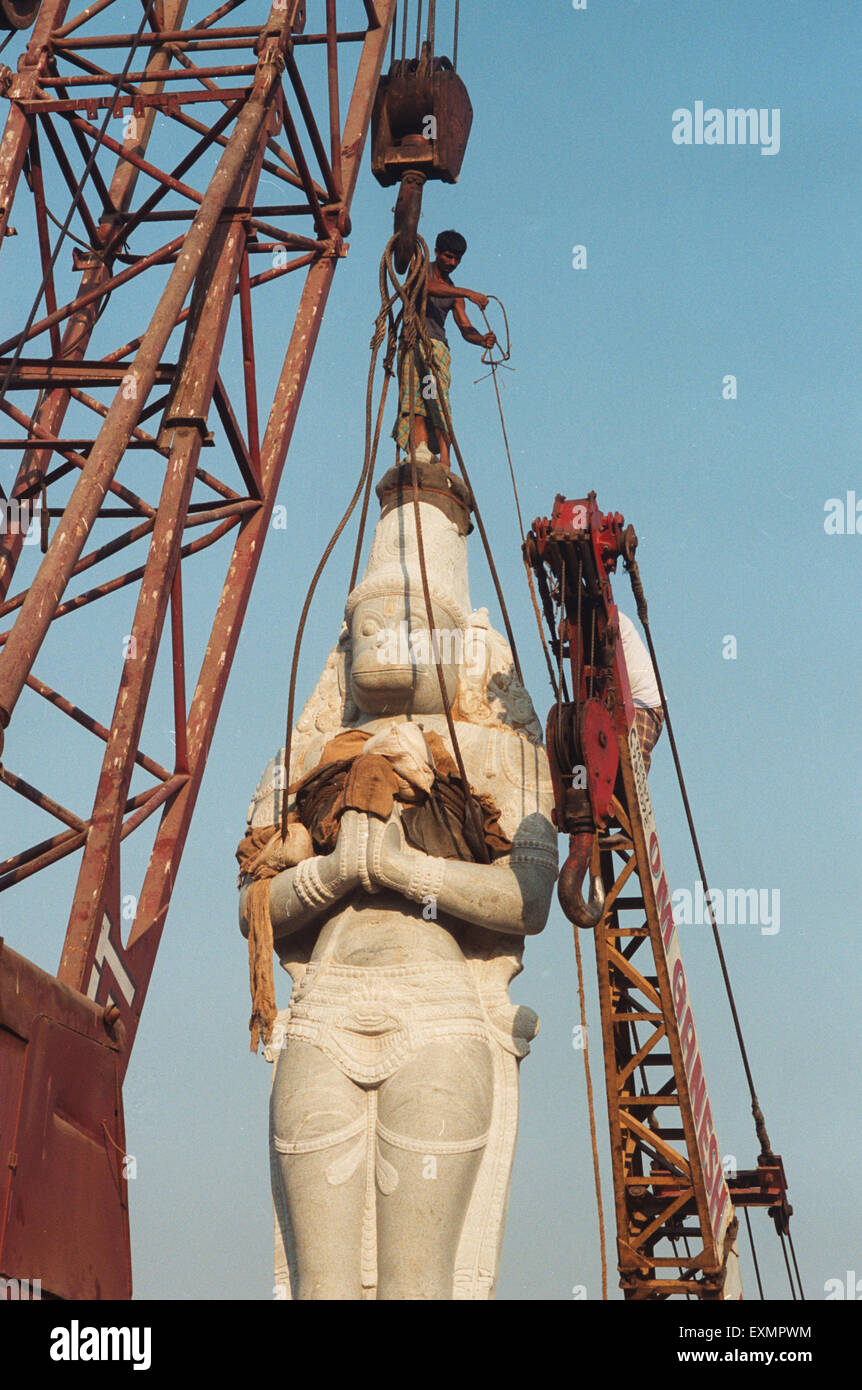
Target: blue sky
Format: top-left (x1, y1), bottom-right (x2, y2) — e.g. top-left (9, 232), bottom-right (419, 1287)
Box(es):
top-left (1, 0), bottom-right (859, 1301)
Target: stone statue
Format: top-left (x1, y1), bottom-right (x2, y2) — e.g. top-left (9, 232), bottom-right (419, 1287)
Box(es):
top-left (239, 463), bottom-right (557, 1299)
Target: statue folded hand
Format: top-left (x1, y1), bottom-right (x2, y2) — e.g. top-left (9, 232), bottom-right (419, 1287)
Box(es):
top-left (365, 814), bottom-right (446, 904)
top-left (363, 812), bottom-right (553, 936)
top-left (266, 809), bottom-right (371, 935)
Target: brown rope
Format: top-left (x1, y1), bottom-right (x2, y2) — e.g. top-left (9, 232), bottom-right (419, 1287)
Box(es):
top-left (572, 917), bottom-right (608, 1301)
top-left (350, 301), bottom-right (401, 590)
top-left (245, 879), bottom-right (276, 1051)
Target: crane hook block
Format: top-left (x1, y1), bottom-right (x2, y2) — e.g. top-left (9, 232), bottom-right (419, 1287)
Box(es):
top-left (372, 50), bottom-right (472, 272)
top-left (371, 53), bottom-right (473, 190)
top-left (0, 0), bottom-right (40, 30)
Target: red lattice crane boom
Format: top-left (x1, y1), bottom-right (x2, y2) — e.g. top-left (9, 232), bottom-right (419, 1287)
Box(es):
top-left (0, 0), bottom-right (397, 1300)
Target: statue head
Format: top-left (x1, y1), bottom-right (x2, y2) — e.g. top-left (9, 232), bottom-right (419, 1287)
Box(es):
top-left (347, 589), bottom-right (467, 715)
top-left (287, 465), bottom-right (543, 764)
top-left (343, 469), bottom-right (473, 717)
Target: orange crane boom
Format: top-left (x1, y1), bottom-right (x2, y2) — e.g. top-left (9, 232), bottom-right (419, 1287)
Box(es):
top-left (526, 493), bottom-right (792, 1298)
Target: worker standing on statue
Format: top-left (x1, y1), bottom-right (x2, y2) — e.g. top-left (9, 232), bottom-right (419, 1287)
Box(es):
top-left (393, 230), bottom-right (496, 470)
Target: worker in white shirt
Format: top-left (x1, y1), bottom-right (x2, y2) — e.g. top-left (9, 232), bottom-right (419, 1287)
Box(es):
top-left (618, 612), bottom-right (664, 772)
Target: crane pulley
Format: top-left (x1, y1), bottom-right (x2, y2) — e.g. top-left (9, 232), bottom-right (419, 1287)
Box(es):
top-left (0, 0), bottom-right (39, 34)
top-left (371, 0), bottom-right (471, 270)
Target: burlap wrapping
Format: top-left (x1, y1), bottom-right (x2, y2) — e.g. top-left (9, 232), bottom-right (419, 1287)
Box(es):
top-left (237, 727), bottom-right (512, 1051)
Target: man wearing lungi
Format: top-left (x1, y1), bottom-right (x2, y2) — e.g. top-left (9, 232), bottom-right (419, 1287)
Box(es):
top-left (618, 611), bottom-right (665, 772)
top-left (393, 230), bottom-right (497, 470)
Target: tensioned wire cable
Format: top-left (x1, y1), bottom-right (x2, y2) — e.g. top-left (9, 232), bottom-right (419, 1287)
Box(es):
top-left (480, 327), bottom-right (803, 1299)
top-left (623, 558), bottom-right (804, 1299)
top-left (276, 240), bottom-right (408, 842)
top-left (394, 236), bottom-right (526, 685)
top-left (476, 296), bottom-right (559, 697)
top-left (475, 311), bottom-right (612, 1299)
top-left (276, 233), bottom-right (527, 856)
top-left (398, 243), bottom-right (489, 861)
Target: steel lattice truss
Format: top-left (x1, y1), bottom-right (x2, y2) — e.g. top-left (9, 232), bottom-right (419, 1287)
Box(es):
top-left (0, 0), bottom-right (396, 1076)
top-left (594, 781), bottom-right (739, 1299)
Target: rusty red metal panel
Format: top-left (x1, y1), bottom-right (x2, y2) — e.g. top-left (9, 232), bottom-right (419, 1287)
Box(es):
top-left (0, 941), bottom-right (130, 1299)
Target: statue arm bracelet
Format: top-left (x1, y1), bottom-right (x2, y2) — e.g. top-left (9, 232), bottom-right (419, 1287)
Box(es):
top-left (266, 855), bottom-right (349, 938)
top-left (380, 849), bottom-right (556, 938)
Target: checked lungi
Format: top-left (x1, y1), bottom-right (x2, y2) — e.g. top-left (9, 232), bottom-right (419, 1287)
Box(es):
top-left (633, 707), bottom-right (664, 773)
top-left (392, 338), bottom-right (452, 451)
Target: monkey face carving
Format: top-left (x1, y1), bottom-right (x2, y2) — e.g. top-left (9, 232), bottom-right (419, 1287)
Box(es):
top-left (349, 592), bottom-right (462, 716)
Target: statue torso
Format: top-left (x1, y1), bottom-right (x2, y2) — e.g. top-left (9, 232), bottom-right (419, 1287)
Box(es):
top-left (248, 711), bottom-right (555, 973)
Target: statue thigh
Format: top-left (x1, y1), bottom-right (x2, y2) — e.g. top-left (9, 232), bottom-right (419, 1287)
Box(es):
top-left (271, 1039), bottom-right (367, 1299)
top-left (376, 1035), bottom-right (494, 1300)
top-left (272, 1034), bottom-right (494, 1300)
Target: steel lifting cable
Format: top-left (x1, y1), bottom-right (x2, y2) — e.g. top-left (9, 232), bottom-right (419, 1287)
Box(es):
top-left (744, 1207), bottom-right (766, 1300)
top-left (572, 920), bottom-right (608, 1300)
top-left (574, 556), bottom-right (582, 706)
top-left (779, 1230), bottom-right (799, 1301)
top-left (475, 299), bottom-right (559, 698)
top-left (473, 306), bottom-right (792, 1299)
top-left (626, 561), bottom-right (771, 1146)
top-left (278, 238), bottom-right (495, 861)
top-left (386, 239), bottom-right (489, 861)
top-left (623, 557), bottom-right (805, 1300)
top-left (453, 0), bottom-right (460, 70)
top-left (556, 562), bottom-right (565, 730)
top-left (387, 237), bottom-right (526, 687)
top-left (473, 296), bottom-right (609, 1296)
top-left (439, 227), bottom-right (800, 1306)
top-left (787, 1227), bottom-right (805, 1299)
top-left (407, 391), bottom-right (490, 862)
top-left (277, 245), bottom-right (410, 839)
top-left (30, 191), bottom-right (93, 254)
top-left (349, 294), bottom-right (403, 589)
top-left (0, 0), bottom-right (161, 418)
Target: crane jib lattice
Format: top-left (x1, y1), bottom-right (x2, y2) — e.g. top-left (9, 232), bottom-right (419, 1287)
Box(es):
top-left (0, 1), bottom-right (398, 1300)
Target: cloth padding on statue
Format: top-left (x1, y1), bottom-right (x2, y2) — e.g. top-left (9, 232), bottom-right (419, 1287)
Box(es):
top-left (290, 725), bottom-right (511, 861)
top-left (236, 723), bottom-right (512, 1052)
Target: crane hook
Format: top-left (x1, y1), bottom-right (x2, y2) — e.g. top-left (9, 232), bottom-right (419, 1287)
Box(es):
top-left (558, 830), bottom-right (605, 930)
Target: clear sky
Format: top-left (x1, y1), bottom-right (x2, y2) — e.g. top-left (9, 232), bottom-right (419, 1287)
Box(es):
top-left (1, 0), bottom-right (859, 1302)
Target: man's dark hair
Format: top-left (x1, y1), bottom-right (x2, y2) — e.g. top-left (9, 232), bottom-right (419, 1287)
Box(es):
top-left (435, 229), bottom-right (467, 258)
